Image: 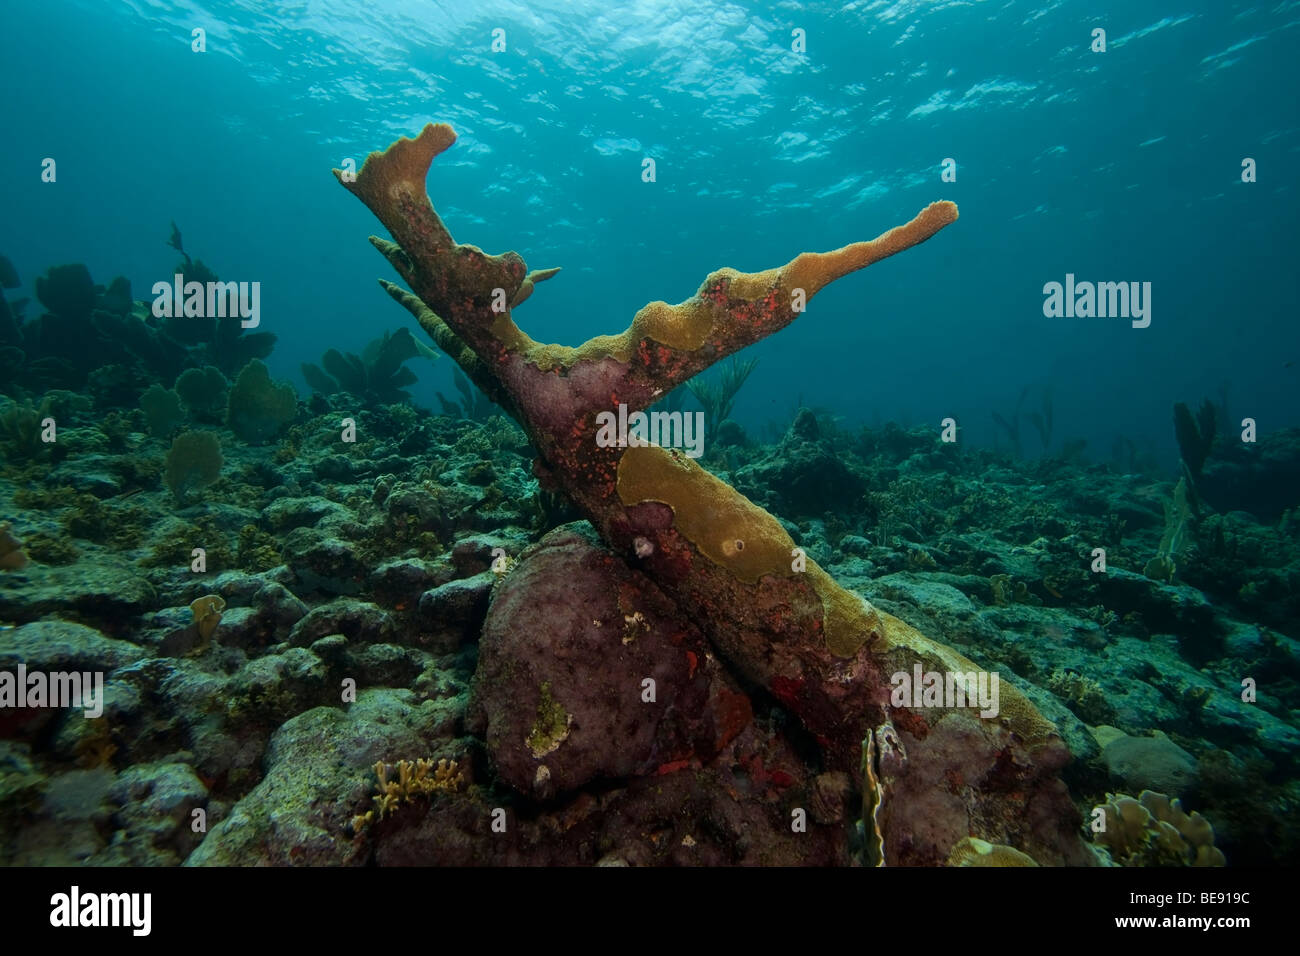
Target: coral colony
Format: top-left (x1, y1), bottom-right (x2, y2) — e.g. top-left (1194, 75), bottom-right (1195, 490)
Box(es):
top-left (333, 124), bottom-right (1081, 864)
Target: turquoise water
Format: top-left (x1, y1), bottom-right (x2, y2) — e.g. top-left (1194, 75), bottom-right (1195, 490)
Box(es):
top-left (3, 0), bottom-right (1295, 459)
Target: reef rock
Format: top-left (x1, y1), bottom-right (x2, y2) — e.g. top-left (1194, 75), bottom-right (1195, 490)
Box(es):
top-left (185, 688), bottom-right (457, 866)
top-left (1102, 732), bottom-right (1199, 796)
top-left (471, 525), bottom-right (752, 799)
top-left (0, 619), bottom-right (146, 673)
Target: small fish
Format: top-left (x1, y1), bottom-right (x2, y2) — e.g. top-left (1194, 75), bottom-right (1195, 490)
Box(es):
top-left (167, 221), bottom-right (192, 265)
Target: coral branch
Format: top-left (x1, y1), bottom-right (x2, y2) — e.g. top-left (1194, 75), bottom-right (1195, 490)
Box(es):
top-left (340, 124), bottom-right (1090, 865)
top-left (335, 123), bottom-right (955, 409)
top-left (376, 278), bottom-right (519, 421)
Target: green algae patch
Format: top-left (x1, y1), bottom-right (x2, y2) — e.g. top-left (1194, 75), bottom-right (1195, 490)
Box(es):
top-left (617, 445), bottom-right (793, 584)
top-left (526, 682), bottom-right (572, 758)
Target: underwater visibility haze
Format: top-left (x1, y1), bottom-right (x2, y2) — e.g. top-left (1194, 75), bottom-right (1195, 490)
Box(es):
top-left (0, 0), bottom-right (1298, 876)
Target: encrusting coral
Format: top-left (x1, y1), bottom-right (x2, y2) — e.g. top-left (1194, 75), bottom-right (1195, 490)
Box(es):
top-left (336, 122), bottom-right (1092, 865)
top-left (946, 836), bottom-right (1040, 867)
top-left (351, 757), bottom-right (465, 833)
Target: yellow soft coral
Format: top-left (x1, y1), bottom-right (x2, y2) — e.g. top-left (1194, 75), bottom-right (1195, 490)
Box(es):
top-left (351, 757), bottom-right (465, 833)
top-left (1092, 790), bottom-right (1225, 866)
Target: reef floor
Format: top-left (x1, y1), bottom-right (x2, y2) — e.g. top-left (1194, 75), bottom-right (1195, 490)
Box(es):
top-left (1, 399), bottom-right (1297, 866)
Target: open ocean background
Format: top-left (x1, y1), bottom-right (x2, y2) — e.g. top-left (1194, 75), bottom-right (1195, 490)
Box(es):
top-left (2, 0), bottom-right (1296, 464)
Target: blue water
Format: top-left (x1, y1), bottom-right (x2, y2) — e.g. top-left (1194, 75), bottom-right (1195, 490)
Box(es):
top-left (3, 0), bottom-right (1296, 463)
